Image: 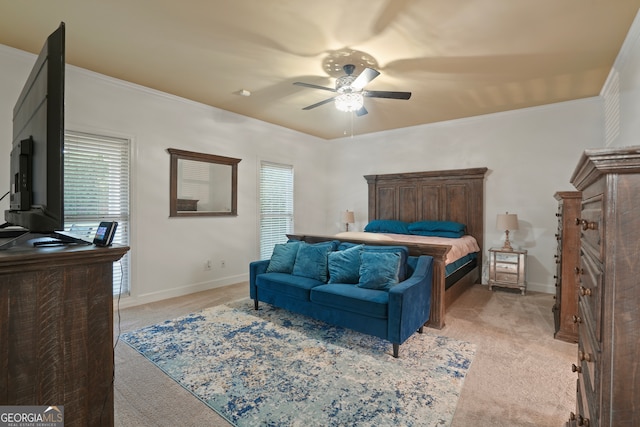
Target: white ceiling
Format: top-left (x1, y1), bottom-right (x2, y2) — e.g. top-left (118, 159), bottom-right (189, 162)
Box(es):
top-left (1, 1), bottom-right (638, 139)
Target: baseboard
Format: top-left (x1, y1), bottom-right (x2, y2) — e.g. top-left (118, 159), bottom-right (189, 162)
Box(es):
top-left (526, 282), bottom-right (555, 294)
top-left (116, 273), bottom-right (248, 309)
top-left (479, 281), bottom-right (554, 295)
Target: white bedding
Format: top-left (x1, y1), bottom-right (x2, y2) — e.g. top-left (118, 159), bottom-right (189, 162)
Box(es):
top-left (334, 231), bottom-right (480, 265)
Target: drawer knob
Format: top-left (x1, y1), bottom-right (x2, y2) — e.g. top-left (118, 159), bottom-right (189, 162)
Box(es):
top-left (578, 351), bottom-right (592, 362)
top-left (579, 286), bottom-right (592, 297)
top-left (576, 218), bottom-right (598, 231)
top-left (569, 412), bottom-right (576, 421)
top-left (571, 363), bottom-right (582, 373)
top-left (577, 414), bottom-right (590, 426)
top-left (572, 315), bottom-right (582, 324)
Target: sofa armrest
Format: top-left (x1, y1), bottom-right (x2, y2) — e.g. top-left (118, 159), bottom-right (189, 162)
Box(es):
top-left (249, 260), bottom-right (270, 300)
top-left (387, 255), bottom-right (433, 345)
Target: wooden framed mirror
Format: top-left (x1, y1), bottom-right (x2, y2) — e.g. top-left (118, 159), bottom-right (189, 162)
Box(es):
top-left (168, 148), bottom-right (241, 217)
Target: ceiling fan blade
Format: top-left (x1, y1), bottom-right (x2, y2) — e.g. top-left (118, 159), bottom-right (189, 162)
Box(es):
top-left (293, 82), bottom-right (336, 92)
top-left (302, 96), bottom-right (336, 110)
top-left (364, 90), bottom-right (412, 100)
top-left (355, 105), bottom-right (368, 116)
top-left (351, 67), bottom-right (380, 90)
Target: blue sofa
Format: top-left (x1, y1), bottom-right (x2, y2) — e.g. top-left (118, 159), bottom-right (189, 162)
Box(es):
top-left (249, 241), bottom-right (433, 358)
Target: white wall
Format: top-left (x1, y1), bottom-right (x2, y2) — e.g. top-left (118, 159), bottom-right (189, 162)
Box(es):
top-left (322, 99), bottom-right (603, 293)
top-left (605, 10), bottom-right (640, 148)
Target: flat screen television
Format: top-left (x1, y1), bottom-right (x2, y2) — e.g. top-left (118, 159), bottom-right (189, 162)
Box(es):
top-left (3, 22), bottom-right (65, 235)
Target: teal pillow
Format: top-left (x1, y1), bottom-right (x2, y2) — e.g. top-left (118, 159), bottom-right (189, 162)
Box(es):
top-left (328, 244), bottom-right (364, 284)
top-left (408, 220), bottom-right (465, 233)
top-left (409, 230), bottom-right (464, 238)
top-left (292, 242), bottom-right (332, 282)
top-left (266, 241), bottom-right (301, 273)
top-left (308, 240), bottom-right (340, 252)
top-left (364, 219), bottom-right (410, 235)
top-left (357, 251), bottom-right (401, 290)
top-left (362, 245), bottom-right (408, 281)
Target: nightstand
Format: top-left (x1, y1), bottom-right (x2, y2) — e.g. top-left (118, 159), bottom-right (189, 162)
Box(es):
top-left (488, 247), bottom-right (527, 295)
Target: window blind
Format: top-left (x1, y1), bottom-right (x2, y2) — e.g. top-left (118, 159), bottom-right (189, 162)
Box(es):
top-left (178, 159), bottom-right (211, 204)
top-left (64, 131), bottom-right (131, 296)
top-left (259, 161), bottom-right (294, 260)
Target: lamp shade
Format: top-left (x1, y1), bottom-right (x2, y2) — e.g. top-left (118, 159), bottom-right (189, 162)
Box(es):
top-left (496, 213), bottom-right (519, 231)
top-left (342, 210), bottom-right (355, 224)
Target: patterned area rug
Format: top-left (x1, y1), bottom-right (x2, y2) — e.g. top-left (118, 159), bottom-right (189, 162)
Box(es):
top-left (121, 300), bottom-right (475, 427)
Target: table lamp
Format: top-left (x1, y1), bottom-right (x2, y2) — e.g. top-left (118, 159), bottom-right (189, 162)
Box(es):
top-left (496, 212), bottom-right (518, 251)
top-left (343, 210), bottom-right (355, 231)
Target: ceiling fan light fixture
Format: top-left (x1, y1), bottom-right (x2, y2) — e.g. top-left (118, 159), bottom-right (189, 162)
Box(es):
top-left (335, 92), bottom-right (364, 112)
top-left (336, 75), bottom-right (356, 89)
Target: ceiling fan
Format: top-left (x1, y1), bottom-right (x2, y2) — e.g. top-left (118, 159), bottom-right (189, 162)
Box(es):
top-left (293, 64), bottom-right (412, 116)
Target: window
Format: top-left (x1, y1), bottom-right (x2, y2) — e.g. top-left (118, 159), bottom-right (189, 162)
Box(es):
top-left (64, 131), bottom-right (131, 296)
top-left (259, 161), bottom-right (293, 260)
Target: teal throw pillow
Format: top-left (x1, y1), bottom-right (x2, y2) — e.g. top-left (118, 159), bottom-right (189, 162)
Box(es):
top-left (328, 244), bottom-right (364, 284)
top-left (408, 230), bottom-right (465, 238)
top-left (364, 219), bottom-right (410, 235)
top-left (266, 241), bottom-right (301, 273)
top-left (292, 242), bottom-right (332, 282)
top-left (357, 251), bottom-right (401, 290)
top-left (362, 245), bottom-right (408, 281)
top-left (408, 220), bottom-right (465, 233)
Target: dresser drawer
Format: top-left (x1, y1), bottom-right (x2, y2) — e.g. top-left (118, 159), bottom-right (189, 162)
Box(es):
top-left (579, 194), bottom-right (603, 262)
top-left (576, 377), bottom-right (595, 427)
top-left (494, 272), bottom-right (518, 283)
top-left (579, 249), bottom-right (603, 342)
top-left (495, 262), bottom-right (519, 274)
top-left (495, 252), bottom-right (519, 263)
top-left (577, 300), bottom-right (599, 400)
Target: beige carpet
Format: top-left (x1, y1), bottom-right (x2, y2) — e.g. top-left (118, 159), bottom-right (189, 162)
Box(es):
top-left (114, 283), bottom-right (576, 427)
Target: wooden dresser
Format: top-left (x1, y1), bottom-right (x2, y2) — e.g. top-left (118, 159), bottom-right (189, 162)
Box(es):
top-left (0, 238), bottom-right (129, 427)
top-left (567, 147), bottom-right (640, 427)
top-left (552, 191), bottom-right (581, 343)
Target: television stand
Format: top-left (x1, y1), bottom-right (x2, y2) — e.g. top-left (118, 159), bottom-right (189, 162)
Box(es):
top-left (0, 240), bottom-right (129, 426)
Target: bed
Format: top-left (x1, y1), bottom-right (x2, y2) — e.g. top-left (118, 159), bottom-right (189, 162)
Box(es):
top-left (289, 167), bottom-right (488, 329)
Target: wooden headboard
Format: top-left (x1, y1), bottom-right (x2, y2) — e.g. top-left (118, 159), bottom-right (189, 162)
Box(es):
top-left (364, 167), bottom-right (488, 264)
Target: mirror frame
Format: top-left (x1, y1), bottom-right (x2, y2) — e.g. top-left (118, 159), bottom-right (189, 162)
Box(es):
top-left (168, 148), bottom-right (241, 217)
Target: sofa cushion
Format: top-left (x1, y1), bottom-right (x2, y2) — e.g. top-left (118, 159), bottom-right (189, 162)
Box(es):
top-left (266, 241), bottom-right (301, 273)
top-left (256, 272), bottom-right (324, 301)
top-left (311, 284), bottom-right (389, 319)
top-left (328, 244), bottom-right (364, 284)
top-left (292, 242), bottom-right (333, 282)
top-left (357, 251), bottom-right (401, 290)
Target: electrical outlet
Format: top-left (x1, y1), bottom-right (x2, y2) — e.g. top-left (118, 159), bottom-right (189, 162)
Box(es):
top-left (204, 260), bottom-right (212, 271)
top-left (220, 260), bottom-right (226, 268)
